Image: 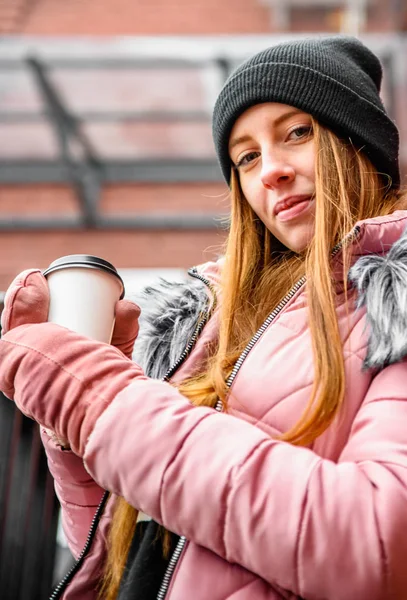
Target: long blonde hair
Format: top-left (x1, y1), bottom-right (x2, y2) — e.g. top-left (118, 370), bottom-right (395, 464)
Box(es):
top-left (99, 120), bottom-right (405, 599)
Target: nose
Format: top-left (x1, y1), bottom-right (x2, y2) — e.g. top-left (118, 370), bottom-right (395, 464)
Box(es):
top-left (260, 153), bottom-right (295, 189)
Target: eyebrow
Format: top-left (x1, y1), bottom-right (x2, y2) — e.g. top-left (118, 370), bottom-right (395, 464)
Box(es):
top-left (228, 109), bottom-right (305, 153)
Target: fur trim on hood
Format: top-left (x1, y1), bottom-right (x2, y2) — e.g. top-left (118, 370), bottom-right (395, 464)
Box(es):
top-left (133, 222), bottom-right (407, 380)
top-left (349, 224), bottom-right (407, 369)
top-left (132, 277), bottom-right (209, 379)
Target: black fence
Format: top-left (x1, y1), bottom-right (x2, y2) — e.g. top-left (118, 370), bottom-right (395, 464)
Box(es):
top-left (0, 293), bottom-right (63, 599)
top-left (0, 397), bottom-right (60, 599)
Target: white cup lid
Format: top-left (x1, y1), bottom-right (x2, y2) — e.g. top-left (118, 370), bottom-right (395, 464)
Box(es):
top-left (43, 254), bottom-right (125, 299)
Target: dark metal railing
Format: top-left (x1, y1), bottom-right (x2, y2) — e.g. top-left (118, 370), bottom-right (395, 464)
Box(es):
top-left (0, 36), bottom-right (404, 229)
top-left (0, 291), bottom-right (60, 599)
top-left (0, 53), bottom-right (230, 230)
top-left (0, 397), bottom-right (60, 599)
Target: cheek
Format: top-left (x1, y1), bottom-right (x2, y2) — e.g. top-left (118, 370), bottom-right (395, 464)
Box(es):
top-left (304, 147), bottom-right (316, 181)
top-left (240, 179), bottom-right (260, 212)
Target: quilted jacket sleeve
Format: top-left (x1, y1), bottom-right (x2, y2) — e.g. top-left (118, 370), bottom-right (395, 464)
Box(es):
top-left (83, 361), bottom-right (407, 600)
top-left (40, 428), bottom-right (105, 559)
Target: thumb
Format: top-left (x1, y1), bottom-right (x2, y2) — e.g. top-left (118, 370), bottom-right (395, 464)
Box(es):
top-left (111, 299), bottom-right (141, 359)
top-left (1, 270), bottom-right (50, 334)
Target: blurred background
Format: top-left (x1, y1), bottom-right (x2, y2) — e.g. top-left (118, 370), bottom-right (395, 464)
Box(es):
top-left (1, 1), bottom-right (407, 598)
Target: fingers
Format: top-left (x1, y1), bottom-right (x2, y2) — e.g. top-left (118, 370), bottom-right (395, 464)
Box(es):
top-left (111, 299), bottom-right (141, 359)
top-left (1, 270), bottom-right (50, 334)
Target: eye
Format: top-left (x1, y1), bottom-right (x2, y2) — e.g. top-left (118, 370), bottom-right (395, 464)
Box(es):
top-left (288, 125), bottom-right (313, 141)
top-left (235, 151), bottom-right (261, 169)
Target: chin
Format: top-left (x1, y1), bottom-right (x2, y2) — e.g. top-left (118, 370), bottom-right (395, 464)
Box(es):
top-left (276, 236), bottom-right (312, 254)
top-left (281, 226), bottom-right (314, 254)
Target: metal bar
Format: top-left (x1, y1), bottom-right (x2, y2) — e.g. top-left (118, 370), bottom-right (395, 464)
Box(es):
top-left (95, 213), bottom-right (226, 229)
top-left (26, 57), bottom-right (103, 226)
top-left (214, 57), bottom-right (234, 83)
top-left (0, 407), bottom-right (23, 557)
top-left (0, 162), bottom-right (69, 183)
top-left (0, 213), bottom-right (226, 230)
top-left (0, 159), bottom-right (223, 183)
top-left (0, 58), bottom-right (213, 70)
top-left (26, 58), bottom-right (100, 162)
top-left (102, 160), bottom-right (222, 183)
top-left (0, 110), bottom-right (211, 123)
top-left (380, 52), bottom-right (396, 120)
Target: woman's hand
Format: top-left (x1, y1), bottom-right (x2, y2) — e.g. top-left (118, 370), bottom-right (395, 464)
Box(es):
top-left (1, 268), bottom-right (141, 359)
top-left (0, 268), bottom-right (143, 454)
top-left (0, 269), bottom-right (67, 445)
top-left (111, 299), bottom-right (140, 360)
top-left (1, 269), bottom-right (50, 334)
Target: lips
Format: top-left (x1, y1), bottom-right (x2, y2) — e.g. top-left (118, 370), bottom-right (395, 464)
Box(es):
top-left (274, 195), bottom-right (313, 216)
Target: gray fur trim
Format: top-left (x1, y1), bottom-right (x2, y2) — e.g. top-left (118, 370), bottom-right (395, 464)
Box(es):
top-left (132, 277), bottom-right (209, 379)
top-left (133, 230), bottom-right (407, 376)
top-left (349, 227), bottom-right (407, 369)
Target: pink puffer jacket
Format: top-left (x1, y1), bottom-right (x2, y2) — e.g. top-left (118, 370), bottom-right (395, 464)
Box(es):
top-left (33, 212), bottom-right (407, 598)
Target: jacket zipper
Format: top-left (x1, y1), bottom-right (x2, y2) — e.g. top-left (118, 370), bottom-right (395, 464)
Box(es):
top-left (227, 225), bottom-right (360, 390)
top-left (156, 271), bottom-right (306, 600)
top-left (162, 267), bottom-right (218, 382)
top-left (156, 224), bottom-right (361, 600)
top-left (49, 267), bottom-right (217, 600)
top-left (49, 490), bottom-right (110, 599)
top-left (156, 268), bottom-right (218, 600)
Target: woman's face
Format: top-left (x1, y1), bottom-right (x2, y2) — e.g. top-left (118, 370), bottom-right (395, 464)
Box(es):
top-left (228, 102), bottom-right (316, 253)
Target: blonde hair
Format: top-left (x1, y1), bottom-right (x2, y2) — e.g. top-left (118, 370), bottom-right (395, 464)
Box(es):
top-left (99, 119), bottom-right (405, 599)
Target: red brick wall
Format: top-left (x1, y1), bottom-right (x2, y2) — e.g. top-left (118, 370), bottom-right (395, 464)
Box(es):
top-left (1, 0), bottom-right (406, 292)
top-left (0, 183), bottom-right (229, 289)
top-left (1, 0), bottom-right (272, 35)
top-left (1, 0), bottom-right (403, 35)
top-left (0, 183), bottom-right (229, 217)
top-left (0, 228), bottom-right (227, 289)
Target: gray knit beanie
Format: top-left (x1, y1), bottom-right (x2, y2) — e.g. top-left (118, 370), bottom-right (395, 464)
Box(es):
top-left (212, 36), bottom-right (400, 188)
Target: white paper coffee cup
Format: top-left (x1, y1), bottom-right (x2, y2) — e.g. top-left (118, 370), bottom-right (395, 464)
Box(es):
top-left (43, 255), bottom-right (125, 343)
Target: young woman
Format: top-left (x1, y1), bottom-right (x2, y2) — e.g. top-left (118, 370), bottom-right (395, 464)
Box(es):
top-left (1, 35), bottom-right (407, 600)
